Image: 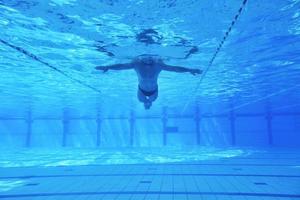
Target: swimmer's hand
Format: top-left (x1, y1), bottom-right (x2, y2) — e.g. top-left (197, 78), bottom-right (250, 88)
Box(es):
top-left (95, 66), bottom-right (109, 73)
top-left (190, 69), bottom-right (202, 75)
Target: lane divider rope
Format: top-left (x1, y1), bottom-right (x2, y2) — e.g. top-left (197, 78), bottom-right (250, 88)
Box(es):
top-left (182, 0), bottom-right (248, 113)
top-left (0, 39), bottom-right (102, 94)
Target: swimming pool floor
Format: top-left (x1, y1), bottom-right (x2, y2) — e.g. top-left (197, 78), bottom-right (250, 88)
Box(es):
top-left (0, 149), bottom-right (299, 199)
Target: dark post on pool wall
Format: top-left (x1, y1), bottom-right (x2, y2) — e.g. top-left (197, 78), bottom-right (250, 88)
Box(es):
top-left (162, 107), bottom-right (167, 146)
top-left (96, 112), bottom-right (102, 147)
top-left (62, 109), bottom-right (69, 147)
top-left (25, 110), bottom-right (33, 147)
top-left (195, 106), bottom-right (201, 145)
top-left (266, 106), bottom-right (273, 145)
top-left (229, 110), bottom-right (236, 146)
top-left (129, 111), bottom-right (135, 146)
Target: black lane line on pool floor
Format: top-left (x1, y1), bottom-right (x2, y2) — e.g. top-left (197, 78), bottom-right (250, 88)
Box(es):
top-left (1, 173), bottom-right (300, 180)
top-left (1, 162), bottom-right (299, 168)
top-left (0, 191), bottom-right (299, 199)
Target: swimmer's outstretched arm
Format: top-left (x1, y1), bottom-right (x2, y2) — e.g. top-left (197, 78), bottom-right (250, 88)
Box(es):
top-left (95, 63), bottom-right (133, 72)
top-left (162, 64), bottom-right (202, 75)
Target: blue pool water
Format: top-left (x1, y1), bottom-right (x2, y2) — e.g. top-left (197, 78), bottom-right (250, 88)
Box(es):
top-left (0, 0), bottom-right (300, 199)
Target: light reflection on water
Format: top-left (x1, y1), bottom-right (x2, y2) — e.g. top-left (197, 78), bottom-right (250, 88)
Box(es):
top-left (0, 180), bottom-right (25, 192)
top-left (0, 148), bottom-right (249, 168)
top-left (0, 0), bottom-right (299, 112)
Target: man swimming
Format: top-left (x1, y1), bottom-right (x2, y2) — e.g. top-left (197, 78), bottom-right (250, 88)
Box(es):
top-left (95, 55), bottom-right (202, 109)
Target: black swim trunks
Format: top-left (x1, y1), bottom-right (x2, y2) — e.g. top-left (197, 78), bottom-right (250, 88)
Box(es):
top-left (138, 85), bottom-right (157, 97)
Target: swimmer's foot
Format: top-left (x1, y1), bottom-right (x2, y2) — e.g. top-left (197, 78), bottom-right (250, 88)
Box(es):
top-left (190, 69), bottom-right (202, 75)
top-left (95, 66), bottom-right (108, 73)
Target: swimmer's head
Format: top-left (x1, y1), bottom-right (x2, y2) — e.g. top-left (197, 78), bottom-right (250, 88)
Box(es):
top-left (136, 54), bottom-right (162, 65)
top-left (141, 57), bottom-right (154, 65)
